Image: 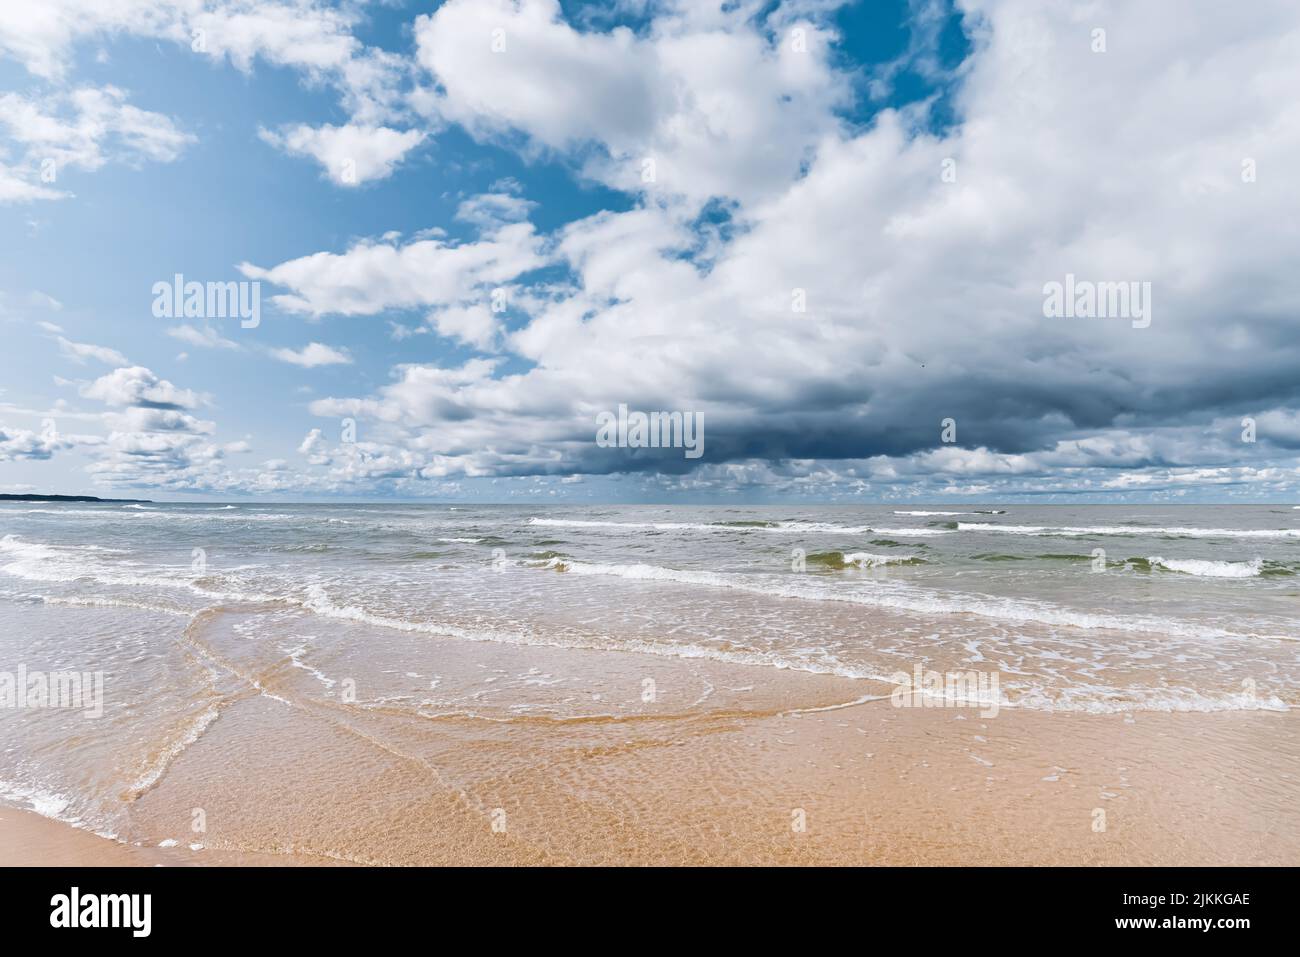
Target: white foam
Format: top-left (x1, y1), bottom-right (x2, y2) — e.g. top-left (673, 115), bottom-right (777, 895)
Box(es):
top-left (958, 523), bottom-right (1299, 539)
top-left (0, 535), bottom-right (281, 604)
top-left (528, 517), bottom-right (730, 531)
top-left (532, 557), bottom-right (1296, 643)
top-left (283, 644), bottom-right (337, 689)
top-left (526, 517), bottom-right (953, 536)
top-left (1016, 686), bottom-right (1289, 714)
top-left (841, 552), bottom-right (919, 567)
top-left (1148, 556), bottom-right (1263, 578)
top-left (126, 704), bottom-right (222, 796)
top-left (40, 595), bottom-right (194, 617)
top-left (0, 779), bottom-right (73, 819)
top-left (778, 522), bottom-right (954, 536)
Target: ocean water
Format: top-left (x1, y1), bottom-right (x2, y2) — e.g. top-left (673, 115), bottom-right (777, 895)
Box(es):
top-left (1, 502), bottom-right (1297, 847)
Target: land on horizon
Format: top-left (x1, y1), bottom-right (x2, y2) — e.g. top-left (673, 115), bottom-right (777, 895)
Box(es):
top-left (0, 494), bottom-right (154, 504)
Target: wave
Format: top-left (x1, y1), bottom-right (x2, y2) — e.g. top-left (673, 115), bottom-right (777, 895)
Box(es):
top-left (957, 522), bottom-right (1300, 539)
top-left (124, 704), bottom-right (222, 799)
top-left (804, 551), bottom-right (925, 569)
top-left (778, 522), bottom-right (955, 536)
top-left (971, 552), bottom-right (1096, 563)
top-left (539, 550), bottom-right (923, 571)
top-left (526, 517), bottom-right (954, 536)
top-left (0, 779), bottom-right (75, 820)
top-left (5, 507), bottom-right (127, 516)
top-left (1142, 556), bottom-right (1264, 579)
top-left (39, 595), bottom-right (195, 617)
top-left (519, 557), bottom-right (1296, 643)
top-left (0, 535), bottom-right (282, 604)
top-left (295, 583), bottom-right (898, 683)
top-left (0, 778), bottom-right (129, 842)
top-left (1014, 687), bottom-right (1289, 715)
top-left (528, 517), bottom-right (717, 531)
top-left (8, 532), bottom-right (1291, 646)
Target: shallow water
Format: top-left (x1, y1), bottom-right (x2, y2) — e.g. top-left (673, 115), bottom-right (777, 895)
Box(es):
top-left (1, 502), bottom-right (1297, 852)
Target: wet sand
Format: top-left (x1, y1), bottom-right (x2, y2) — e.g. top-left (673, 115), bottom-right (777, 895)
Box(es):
top-left (6, 689), bottom-right (1296, 865)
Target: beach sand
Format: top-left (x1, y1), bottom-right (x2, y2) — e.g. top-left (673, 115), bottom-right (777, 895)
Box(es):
top-left (5, 684), bottom-right (1296, 865)
top-left (4, 503), bottom-right (1297, 865)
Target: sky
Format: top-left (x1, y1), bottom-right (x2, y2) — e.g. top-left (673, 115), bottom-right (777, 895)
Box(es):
top-left (1, 0), bottom-right (1298, 504)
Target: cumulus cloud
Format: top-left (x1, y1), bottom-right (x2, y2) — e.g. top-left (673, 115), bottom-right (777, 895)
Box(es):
top-left (455, 191), bottom-right (536, 231)
top-left (412, 0), bottom-right (848, 205)
top-left (269, 341), bottom-right (353, 367)
top-left (258, 123), bottom-right (425, 185)
top-left (0, 1), bottom-right (410, 195)
top-left (57, 363), bottom-right (246, 491)
top-left (428, 304), bottom-right (500, 351)
top-left (8, 0), bottom-right (1300, 500)
top-left (80, 366), bottom-right (199, 410)
top-left (0, 423), bottom-right (87, 461)
top-left (276, 0), bottom-right (1300, 496)
top-left (0, 85), bottom-right (193, 200)
top-left (0, 0), bottom-right (388, 86)
top-left (241, 220), bottom-right (547, 317)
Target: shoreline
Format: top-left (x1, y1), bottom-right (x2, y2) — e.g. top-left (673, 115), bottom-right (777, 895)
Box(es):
top-left (0, 806), bottom-right (336, 866)
top-left (5, 701), bottom-right (1295, 866)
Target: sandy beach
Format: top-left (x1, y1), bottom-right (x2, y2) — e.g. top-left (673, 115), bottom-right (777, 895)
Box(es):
top-left (5, 683), bottom-right (1296, 866)
top-left (3, 503), bottom-right (1297, 865)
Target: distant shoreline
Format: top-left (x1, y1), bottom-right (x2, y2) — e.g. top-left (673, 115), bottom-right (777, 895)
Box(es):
top-left (0, 494), bottom-right (153, 504)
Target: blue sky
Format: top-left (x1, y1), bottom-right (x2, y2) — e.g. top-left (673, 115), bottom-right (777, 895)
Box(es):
top-left (1, 1), bottom-right (1298, 503)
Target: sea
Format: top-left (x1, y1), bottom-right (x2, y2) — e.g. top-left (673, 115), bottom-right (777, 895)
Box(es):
top-left (1, 502), bottom-right (1297, 851)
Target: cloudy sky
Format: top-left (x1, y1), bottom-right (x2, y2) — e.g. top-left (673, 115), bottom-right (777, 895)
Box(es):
top-left (1, 0), bottom-right (1298, 503)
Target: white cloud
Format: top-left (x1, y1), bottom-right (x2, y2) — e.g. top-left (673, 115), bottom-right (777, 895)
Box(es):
top-left (285, 0), bottom-right (1300, 492)
top-left (80, 366), bottom-right (199, 410)
top-left (56, 336), bottom-right (129, 366)
top-left (428, 304), bottom-right (501, 351)
top-left (0, 163), bottom-right (65, 203)
top-left (165, 324), bottom-right (241, 350)
top-left (0, 85), bottom-right (193, 200)
top-left (259, 123), bottom-right (425, 185)
top-left (269, 341), bottom-right (353, 367)
top-left (241, 221), bottom-right (547, 316)
top-left (0, 0), bottom-right (182, 80)
top-left (0, 0), bottom-right (384, 84)
top-left (0, 424), bottom-right (78, 461)
top-left (412, 0), bottom-right (848, 205)
top-left (455, 191), bottom-right (536, 231)
top-left (105, 406), bottom-right (215, 434)
top-left (8, 0), bottom-right (1300, 499)
top-left (27, 290), bottom-right (62, 310)
top-left (0, 0), bottom-right (410, 196)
